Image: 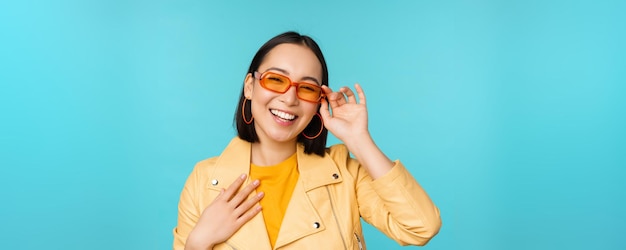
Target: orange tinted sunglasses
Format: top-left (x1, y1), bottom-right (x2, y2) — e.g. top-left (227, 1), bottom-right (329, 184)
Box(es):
top-left (254, 71), bottom-right (324, 103)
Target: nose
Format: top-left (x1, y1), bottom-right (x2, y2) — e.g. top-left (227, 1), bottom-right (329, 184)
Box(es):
top-left (279, 85), bottom-right (299, 105)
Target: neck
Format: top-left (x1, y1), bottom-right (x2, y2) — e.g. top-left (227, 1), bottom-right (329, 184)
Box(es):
top-left (251, 139), bottom-right (297, 166)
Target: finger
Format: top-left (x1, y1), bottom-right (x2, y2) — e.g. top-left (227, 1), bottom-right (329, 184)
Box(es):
top-left (324, 87), bottom-right (341, 109)
top-left (326, 87), bottom-right (346, 108)
top-left (229, 179), bottom-right (260, 206)
top-left (342, 86), bottom-right (357, 104)
top-left (355, 83), bottom-right (366, 105)
top-left (335, 87), bottom-right (347, 105)
top-left (234, 191), bottom-right (264, 216)
top-left (220, 174), bottom-right (247, 201)
top-left (319, 97), bottom-right (331, 121)
top-left (235, 203), bottom-right (263, 227)
top-left (321, 85), bottom-right (334, 96)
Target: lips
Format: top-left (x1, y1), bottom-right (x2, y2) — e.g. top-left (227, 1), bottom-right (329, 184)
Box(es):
top-left (270, 109), bottom-right (297, 121)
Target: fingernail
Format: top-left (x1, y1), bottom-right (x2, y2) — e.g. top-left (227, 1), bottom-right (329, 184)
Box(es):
top-left (240, 174), bottom-right (247, 180)
top-left (253, 180), bottom-right (260, 186)
top-left (257, 191), bottom-right (264, 198)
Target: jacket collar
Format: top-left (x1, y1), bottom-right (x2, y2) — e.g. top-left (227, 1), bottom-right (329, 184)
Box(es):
top-left (208, 137), bottom-right (343, 249)
top-left (208, 137), bottom-right (342, 191)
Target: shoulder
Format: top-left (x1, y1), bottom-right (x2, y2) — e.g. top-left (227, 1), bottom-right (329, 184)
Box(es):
top-left (326, 144), bottom-right (349, 160)
top-left (189, 137), bottom-right (249, 175)
top-left (326, 144), bottom-right (360, 171)
top-left (327, 143), bottom-right (350, 155)
top-left (196, 156), bottom-right (219, 167)
top-left (188, 156), bottom-right (219, 177)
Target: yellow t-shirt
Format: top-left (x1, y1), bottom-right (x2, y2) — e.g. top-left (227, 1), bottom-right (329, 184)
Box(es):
top-left (249, 153), bottom-right (299, 249)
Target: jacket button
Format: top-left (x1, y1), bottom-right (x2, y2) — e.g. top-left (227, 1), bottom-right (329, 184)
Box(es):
top-left (211, 179), bottom-right (219, 186)
top-left (332, 173), bottom-right (339, 179)
top-left (313, 222), bottom-right (320, 229)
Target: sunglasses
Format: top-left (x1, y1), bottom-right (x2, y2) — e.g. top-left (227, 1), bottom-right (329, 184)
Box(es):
top-left (254, 71), bottom-right (324, 103)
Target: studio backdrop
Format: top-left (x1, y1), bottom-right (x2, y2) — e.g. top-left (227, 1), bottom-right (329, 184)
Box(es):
top-left (1, 0), bottom-right (624, 249)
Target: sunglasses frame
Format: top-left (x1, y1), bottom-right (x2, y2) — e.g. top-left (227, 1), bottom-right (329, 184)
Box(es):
top-left (254, 71), bottom-right (324, 103)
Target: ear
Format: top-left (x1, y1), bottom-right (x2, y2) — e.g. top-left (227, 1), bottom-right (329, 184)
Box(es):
top-left (244, 73), bottom-right (254, 99)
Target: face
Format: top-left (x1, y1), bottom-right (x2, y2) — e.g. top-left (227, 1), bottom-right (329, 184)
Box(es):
top-left (243, 43), bottom-right (322, 144)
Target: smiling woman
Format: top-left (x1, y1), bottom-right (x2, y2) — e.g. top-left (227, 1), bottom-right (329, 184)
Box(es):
top-left (172, 31), bottom-right (442, 250)
top-left (243, 43), bottom-right (324, 152)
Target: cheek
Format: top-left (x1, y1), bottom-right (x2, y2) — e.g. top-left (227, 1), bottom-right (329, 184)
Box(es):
top-left (250, 99), bottom-right (267, 117)
top-left (249, 90), bottom-right (273, 112)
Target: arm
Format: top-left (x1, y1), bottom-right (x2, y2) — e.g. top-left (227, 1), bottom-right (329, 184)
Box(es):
top-left (321, 84), bottom-right (441, 245)
top-left (320, 84), bottom-right (392, 179)
top-left (354, 158), bottom-right (441, 245)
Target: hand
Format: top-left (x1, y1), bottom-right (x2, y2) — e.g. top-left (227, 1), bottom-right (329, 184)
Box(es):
top-left (319, 84), bottom-right (369, 143)
top-left (185, 174), bottom-right (263, 250)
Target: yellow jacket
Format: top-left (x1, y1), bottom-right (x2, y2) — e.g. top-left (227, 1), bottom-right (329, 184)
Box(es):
top-left (173, 137), bottom-right (441, 250)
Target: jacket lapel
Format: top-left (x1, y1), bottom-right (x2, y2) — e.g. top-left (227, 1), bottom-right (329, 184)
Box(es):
top-left (208, 138), bottom-right (272, 250)
top-left (274, 144), bottom-right (343, 249)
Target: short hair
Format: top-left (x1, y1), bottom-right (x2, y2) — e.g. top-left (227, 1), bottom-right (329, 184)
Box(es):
top-left (234, 31), bottom-right (329, 156)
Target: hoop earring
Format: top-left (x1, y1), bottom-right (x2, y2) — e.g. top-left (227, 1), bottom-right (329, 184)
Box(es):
top-left (242, 98), bottom-right (253, 125)
top-left (302, 113), bottom-right (324, 140)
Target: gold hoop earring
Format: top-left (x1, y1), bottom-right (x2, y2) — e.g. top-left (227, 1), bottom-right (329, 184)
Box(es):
top-left (242, 98), bottom-right (253, 125)
top-left (302, 113), bottom-right (324, 140)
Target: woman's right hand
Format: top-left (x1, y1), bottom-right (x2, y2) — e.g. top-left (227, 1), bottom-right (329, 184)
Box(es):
top-left (184, 174), bottom-right (264, 250)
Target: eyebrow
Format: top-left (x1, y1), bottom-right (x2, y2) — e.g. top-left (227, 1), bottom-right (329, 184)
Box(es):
top-left (264, 67), bottom-right (321, 85)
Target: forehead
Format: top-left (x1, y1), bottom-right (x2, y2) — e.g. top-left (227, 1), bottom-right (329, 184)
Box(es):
top-left (259, 43), bottom-right (322, 80)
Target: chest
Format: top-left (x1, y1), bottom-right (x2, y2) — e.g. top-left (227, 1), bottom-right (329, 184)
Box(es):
top-left (200, 175), bottom-right (366, 250)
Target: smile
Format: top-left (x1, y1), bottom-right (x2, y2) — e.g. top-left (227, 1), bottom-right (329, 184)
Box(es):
top-left (270, 109), bottom-right (297, 121)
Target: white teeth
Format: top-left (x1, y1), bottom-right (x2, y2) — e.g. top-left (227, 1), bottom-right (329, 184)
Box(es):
top-left (270, 109), bottom-right (296, 120)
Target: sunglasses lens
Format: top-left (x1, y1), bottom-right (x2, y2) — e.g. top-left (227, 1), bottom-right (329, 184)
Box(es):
top-left (297, 84), bottom-right (322, 102)
top-left (261, 73), bottom-right (290, 92)
top-left (260, 72), bottom-right (322, 102)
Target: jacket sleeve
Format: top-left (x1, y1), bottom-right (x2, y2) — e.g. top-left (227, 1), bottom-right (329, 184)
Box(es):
top-left (334, 145), bottom-right (442, 246)
top-left (172, 164), bottom-right (202, 250)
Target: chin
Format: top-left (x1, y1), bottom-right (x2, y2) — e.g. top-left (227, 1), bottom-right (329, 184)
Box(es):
top-left (266, 131), bottom-right (300, 143)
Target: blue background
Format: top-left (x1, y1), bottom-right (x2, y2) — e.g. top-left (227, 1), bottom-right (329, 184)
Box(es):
top-left (1, 0), bottom-right (624, 249)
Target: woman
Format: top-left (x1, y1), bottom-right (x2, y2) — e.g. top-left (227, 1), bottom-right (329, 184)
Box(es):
top-left (173, 31), bottom-right (441, 250)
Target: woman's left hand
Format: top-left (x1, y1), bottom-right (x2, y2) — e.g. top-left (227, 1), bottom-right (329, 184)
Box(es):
top-left (319, 84), bottom-right (369, 143)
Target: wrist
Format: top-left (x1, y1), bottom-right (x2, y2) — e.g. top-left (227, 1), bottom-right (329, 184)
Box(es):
top-left (185, 231), bottom-right (216, 250)
top-left (184, 241), bottom-right (214, 250)
top-left (342, 132), bottom-right (373, 154)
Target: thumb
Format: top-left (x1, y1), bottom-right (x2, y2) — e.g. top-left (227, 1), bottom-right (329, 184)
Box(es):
top-left (319, 98), bottom-right (331, 121)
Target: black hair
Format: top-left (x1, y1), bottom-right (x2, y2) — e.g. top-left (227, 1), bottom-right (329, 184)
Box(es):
top-left (234, 31), bottom-right (329, 156)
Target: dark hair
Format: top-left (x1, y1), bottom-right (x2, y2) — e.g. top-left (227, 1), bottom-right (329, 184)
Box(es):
top-left (234, 31), bottom-right (329, 156)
